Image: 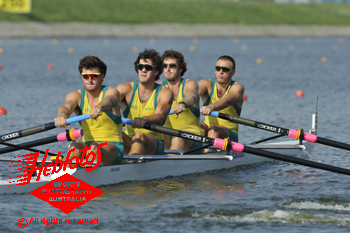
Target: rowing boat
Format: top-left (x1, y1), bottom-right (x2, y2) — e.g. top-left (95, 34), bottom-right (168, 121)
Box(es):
top-left (0, 137), bottom-right (313, 195)
top-left (0, 112), bottom-right (318, 194)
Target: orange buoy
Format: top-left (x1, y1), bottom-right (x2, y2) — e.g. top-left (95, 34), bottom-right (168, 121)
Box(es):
top-left (295, 90), bottom-right (305, 97)
top-left (0, 65), bottom-right (2, 71)
top-left (46, 64), bottom-right (53, 70)
top-left (0, 107), bottom-right (7, 116)
top-left (243, 93), bottom-right (247, 101)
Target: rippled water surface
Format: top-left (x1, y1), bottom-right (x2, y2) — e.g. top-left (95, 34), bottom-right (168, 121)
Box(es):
top-left (0, 37), bottom-right (350, 232)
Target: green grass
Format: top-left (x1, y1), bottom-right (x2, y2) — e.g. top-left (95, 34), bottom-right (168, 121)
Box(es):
top-left (1, 0), bottom-right (350, 25)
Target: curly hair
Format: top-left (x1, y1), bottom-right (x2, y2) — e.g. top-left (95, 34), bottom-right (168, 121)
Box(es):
top-left (78, 56), bottom-right (107, 75)
top-left (217, 55), bottom-right (236, 70)
top-left (161, 49), bottom-right (187, 77)
top-left (134, 49), bottom-right (163, 81)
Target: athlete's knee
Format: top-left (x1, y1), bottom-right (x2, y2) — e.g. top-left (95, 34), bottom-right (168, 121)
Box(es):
top-left (164, 134), bottom-right (171, 149)
top-left (132, 132), bottom-right (146, 142)
top-left (69, 141), bottom-right (84, 150)
top-left (200, 123), bottom-right (209, 136)
top-left (208, 125), bottom-right (229, 139)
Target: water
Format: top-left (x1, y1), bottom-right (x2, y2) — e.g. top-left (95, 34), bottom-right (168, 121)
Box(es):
top-left (1, 37), bottom-right (350, 232)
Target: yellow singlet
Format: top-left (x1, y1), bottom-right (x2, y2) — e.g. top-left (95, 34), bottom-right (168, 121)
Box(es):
top-left (161, 79), bottom-right (202, 135)
top-left (77, 86), bottom-right (123, 143)
top-left (203, 79), bottom-right (241, 133)
top-left (123, 82), bottom-right (164, 141)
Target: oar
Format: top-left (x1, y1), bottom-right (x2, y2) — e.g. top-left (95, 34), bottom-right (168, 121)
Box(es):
top-left (209, 111), bottom-right (350, 151)
top-left (0, 114), bottom-right (90, 143)
top-left (0, 128), bottom-right (83, 155)
top-left (122, 117), bottom-right (350, 176)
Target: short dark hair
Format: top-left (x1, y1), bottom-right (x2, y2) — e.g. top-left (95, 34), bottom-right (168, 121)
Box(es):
top-left (134, 49), bottom-right (163, 81)
top-left (161, 49), bottom-right (187, 77)
top-left (78, 56), bottom-right (107, 75)
top-left (217, 55), bottom-right (236, 70)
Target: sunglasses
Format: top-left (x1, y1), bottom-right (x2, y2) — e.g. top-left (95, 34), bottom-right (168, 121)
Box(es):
top-left (215, 66), bottom-right (233, 73)
top-left (137, 64), bottom-right (155, 71)
top-left (81, 73), bottom-right (101, 80)
top-left (163, 63), bottom-right (177, 69)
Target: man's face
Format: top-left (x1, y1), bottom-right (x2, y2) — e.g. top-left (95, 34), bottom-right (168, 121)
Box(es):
top-left (163, 57), bottom-right (182, 82)
top-left (137, 59), bottom-right (159, 84)
top-left (81, 67), bottom-right (104, 91)
top-left (215, 59), bottom-right (235, 84)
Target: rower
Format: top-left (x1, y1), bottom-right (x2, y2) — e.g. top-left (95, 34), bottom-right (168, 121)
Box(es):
top-left (117, 49), bottom-right (173, 155)
top-left (199, 55), bottom-right (244, 152)
top-left (158, 49), bottom-right (203, 154)
top-left (54, 56), bottom-right (124, 165)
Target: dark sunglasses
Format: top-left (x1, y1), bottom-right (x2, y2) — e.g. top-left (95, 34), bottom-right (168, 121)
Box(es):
top-left (163, 63), bottom-right (177, 69)
top-left (137, 64), bottom-right (155, 71)
top-left (215, 66), bottom-right (233, 73)
top-left (81, 73), bottom-right (101, 80)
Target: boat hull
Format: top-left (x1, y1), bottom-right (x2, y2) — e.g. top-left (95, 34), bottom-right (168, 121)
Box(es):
top-left (0, 141), bottom-right (311, 195)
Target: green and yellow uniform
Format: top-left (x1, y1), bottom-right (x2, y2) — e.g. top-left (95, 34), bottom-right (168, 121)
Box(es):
top-left (162, 79), bottom-right (203, 153)
top-left (77, 85), bottom-right (124, 164)
top-left (123, 82), bottom-right (164, 154)
top-left (203, 78), bottom-right (242, 142)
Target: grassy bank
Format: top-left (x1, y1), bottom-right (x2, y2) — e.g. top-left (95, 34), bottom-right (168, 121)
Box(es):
top-left (1, 0), bottom-right (350, 25)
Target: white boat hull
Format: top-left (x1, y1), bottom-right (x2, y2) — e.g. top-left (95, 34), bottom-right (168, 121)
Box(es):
top-left (0, 140), bottom-right (312, 195)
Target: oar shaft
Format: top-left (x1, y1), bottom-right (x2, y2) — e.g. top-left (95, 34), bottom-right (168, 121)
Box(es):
top-left (214, 136), bottom-right (350, 176)
top-left (0, 123), bottom-right (55, 143)
top-left (0, 141), bottom-right (57, 156)
top-left (211, 112), bottom-right (290, 135)
top-left (144, 123), bottom-right (215, 145)
top-left (0, 136), bottom-right (57, 154)
top-left (0, 114), bottom-right (90, 143)
top-left (123, 117), bottom-right (350, 176)
top-left (0, 129), bottom-right (83, 155)
top-left (316, 137), bottom-right (350, 151)
top-left (122, 117), bottom-right (215, 144)
top-left (212, 112), bottom-right (350, 151)
top-left (243, 146), bottom-right (350, 176)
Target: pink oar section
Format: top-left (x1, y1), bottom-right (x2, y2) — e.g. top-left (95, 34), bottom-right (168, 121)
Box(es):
top-left (213, 138), bottom-right (245, 152)
top-left (209, 111), bottom-right (350, 151)
top-left (57, 129), bottom-right (83, 141)
top-left (288, 129), bottom-right (317, 143)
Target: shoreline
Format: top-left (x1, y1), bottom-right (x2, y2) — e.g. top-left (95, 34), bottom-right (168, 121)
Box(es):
top-left (1, 23), bottom-right (350, 38)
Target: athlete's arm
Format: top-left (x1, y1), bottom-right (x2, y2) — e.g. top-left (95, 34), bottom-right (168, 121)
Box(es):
top-left (174, 79), bottom-right (199, 115)
top-left (55, 90), bottom-right (80, 127)
top-left (90, 87), bottom-right (120, 119)
top-left (116, 82), bottom-right (132, 103)
top-left (198, 79), bottom-right (214, 115)
top-left (205, 82), bottom-right (244, 113)
top-left (132, 87), bottom-right (173, 128)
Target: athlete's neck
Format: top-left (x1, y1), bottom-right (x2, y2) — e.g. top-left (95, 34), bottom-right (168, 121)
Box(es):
top-left (138, 82), bottom-right (155, 104)
top-left (86, 87), bottom-right (102, 107)
top-left (216, 80), bottom-right (231, 98)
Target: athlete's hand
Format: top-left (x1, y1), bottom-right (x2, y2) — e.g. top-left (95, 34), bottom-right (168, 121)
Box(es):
top-left (173, 103), bottom-right (184, 119)
top-left (90, 105), bottom-right (102, 120)
top-left (132, 117), bottom-right (147, 128)
top-left (54, 116), bottom-right (70, 128)
top-left (201, 106), bottom-right (213, 115)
